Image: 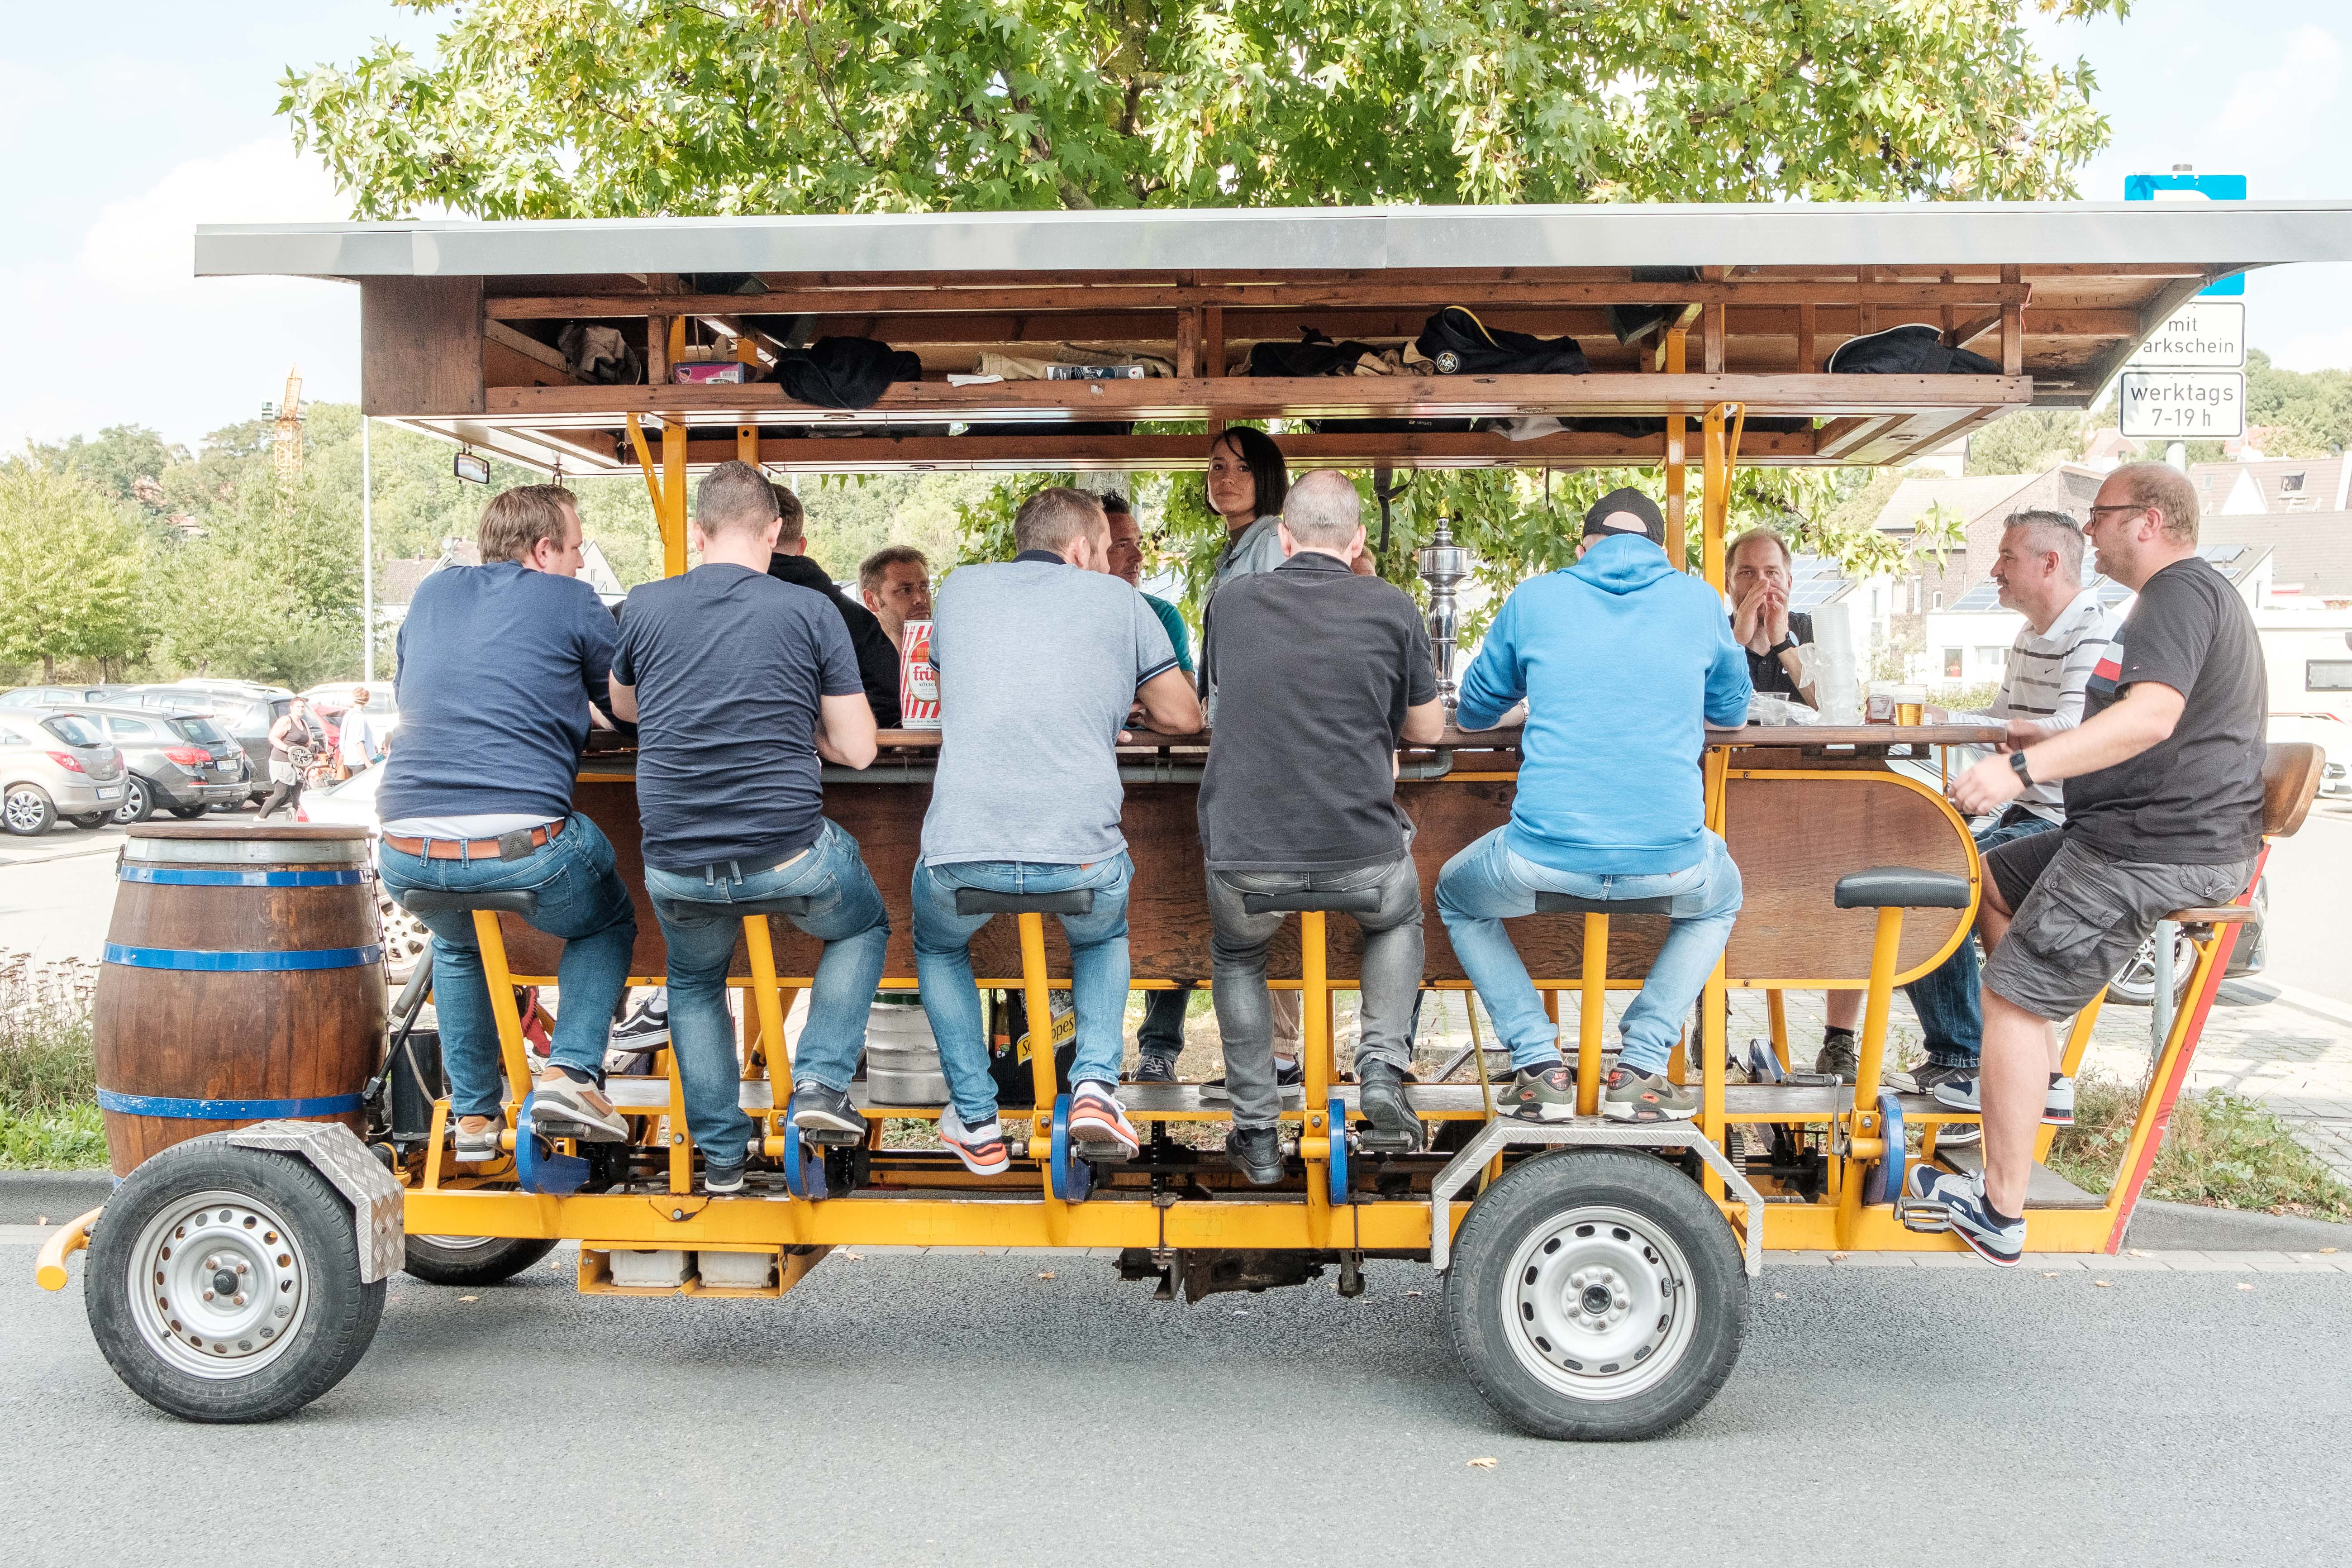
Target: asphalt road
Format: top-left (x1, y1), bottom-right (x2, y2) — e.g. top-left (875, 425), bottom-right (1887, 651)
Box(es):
top-left (4, 1246), bottom-right (2348, 1566)
top-left (2255, 794), bottom-right (2352, 1005)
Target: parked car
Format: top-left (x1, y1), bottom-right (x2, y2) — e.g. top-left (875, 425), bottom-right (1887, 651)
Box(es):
top-left (0, 710), bottom-right (127, 834)
top-left (302, 681), bottom-right (400, 756)
top-left (297, 763), bottom-right (429, 978)
top-left (1, 683), bottom-right (140, 708)
top-left (116, 690), bottom-right (291, 803)
top-left (52, 705), bottom-right (252, 824)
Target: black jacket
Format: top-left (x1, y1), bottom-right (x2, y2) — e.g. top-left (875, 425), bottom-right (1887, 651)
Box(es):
top-left (767, 550), bottom-right (901, 729)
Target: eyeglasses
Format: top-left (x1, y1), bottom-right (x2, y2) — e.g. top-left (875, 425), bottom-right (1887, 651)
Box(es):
top-left (2085, 503), bottom-right (2152, 517)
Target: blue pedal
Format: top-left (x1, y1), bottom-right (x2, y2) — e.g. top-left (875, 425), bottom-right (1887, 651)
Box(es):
top-left (1326, 1096), bottom-right (1350, 1206)
top-left (781, 1118), bottom-right (828, 1201)
top-left (514, 1096), bottom-right (589, 1196)
top-left (1047, 1093), bottom-right (1092, 1202)
top-left (1861, 1087), bottom-right (1907, 1207)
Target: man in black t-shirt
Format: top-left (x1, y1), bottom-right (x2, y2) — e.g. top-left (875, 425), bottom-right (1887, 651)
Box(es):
top-left (610, 461), bottom-right (890, 1194)
top-left (1197, 472), bottom-right (1446, 1178)
top-left (766, 481), bottom-right (905, 729)
top-left (1919, 462), bottom-right (2265, 1265)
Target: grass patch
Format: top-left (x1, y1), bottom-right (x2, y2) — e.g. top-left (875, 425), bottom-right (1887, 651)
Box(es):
top-left (0, 1104), bottom-right (107, 1170)
top-left (2049, 1071), bottom-right (2352, 1220)
top-left (0, 955), bottom-right (105, 1168)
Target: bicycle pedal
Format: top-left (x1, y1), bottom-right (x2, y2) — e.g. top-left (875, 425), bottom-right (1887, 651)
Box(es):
top-left (1355, 1132), bottom-right (1420, 1156)
top-left (795, 1125), bottom-right (866, 1148)
top-left (1895, 1197), bottom-right (1952, 1234)
top-left (528, 1116), bottom-right (626, 1144)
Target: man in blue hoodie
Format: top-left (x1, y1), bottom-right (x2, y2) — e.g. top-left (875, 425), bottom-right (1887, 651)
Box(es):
top-left (1437, 489), bottom-right (1752, 1122)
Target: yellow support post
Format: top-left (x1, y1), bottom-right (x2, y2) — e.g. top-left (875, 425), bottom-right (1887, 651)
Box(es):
top-left (1700, 960), bottom-right (1728, 1200)
top-left (664, 1046), bottom-right (690, 1195)
top-left (1301, 910), bottom-right (1334, 1244)
top-left (1018, 912), bottom-right (1068, 1237)
top-left (1576, 913), bottom-right (1607, 1118)
top-left (473, 909), bottom-right (537, 1122)
top-left (661, 420), bottom-right (689, 579)
top-left (1766, 988), bottom-right (1790, 1072)
top-left (1664, 329), bottom-right (1687, 567)
top-left (1835, 907), bottom-right (1906, 1249)
top-left (1699, 402), bottom-right (1746, 593)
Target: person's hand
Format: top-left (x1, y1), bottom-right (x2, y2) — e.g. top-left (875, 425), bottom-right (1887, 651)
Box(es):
top-left (1762, 589), bottom-right (1791, 648)
top-left (1730, 584), bottom-right (1767, 645)
top-left (1952, 751), bottom-right (2026, 815)
top-left (2002, 717), bottom-right (2045, 750)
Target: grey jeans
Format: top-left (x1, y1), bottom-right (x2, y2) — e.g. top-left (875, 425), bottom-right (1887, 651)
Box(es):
top-left (1206, 852), bottom-right (1424, 1129)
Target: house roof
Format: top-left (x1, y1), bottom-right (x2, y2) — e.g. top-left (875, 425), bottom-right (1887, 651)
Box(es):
top-left (1869, 464), bottom-right (2104, 534)
top-left (2188, 457), bottom-right (2352, 515)
top-left (2200, 510), bottom-right (2352, 596)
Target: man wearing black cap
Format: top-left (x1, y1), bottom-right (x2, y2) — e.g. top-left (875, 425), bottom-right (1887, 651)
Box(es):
top-left (1436, 487), bottom-right (1752, 1123)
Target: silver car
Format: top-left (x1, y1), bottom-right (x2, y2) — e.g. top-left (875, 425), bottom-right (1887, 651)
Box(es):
top-left (0, 710), bottom-right (127, 834)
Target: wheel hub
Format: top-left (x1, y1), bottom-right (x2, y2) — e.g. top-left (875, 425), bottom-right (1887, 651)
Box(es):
top-left (129, 1191), bottom-right (308, 1380)
top-left (1504, 1205), bottom-right (1696, 1403)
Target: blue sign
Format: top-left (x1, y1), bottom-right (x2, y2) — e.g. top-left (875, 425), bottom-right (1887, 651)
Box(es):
top-left (2124, 172), bottom-right (2248, 296)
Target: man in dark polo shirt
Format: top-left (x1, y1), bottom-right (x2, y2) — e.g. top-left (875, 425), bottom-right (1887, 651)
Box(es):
top-left (766, 481), bottom-right (903, 729)
top-left (1917, 461), bottom-right (2265, 1265)
top-left (1726, 526), bottom-right (1816, 705)
top-left (1197, 471), bottom-right (1445, 1179)
top-left (376, 484), bottom-right (638, 1163)
top-left (610, 461), bottom-right (888, 1194)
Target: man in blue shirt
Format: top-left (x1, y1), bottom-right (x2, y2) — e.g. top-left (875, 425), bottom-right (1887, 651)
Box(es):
top-left (1436, 489), bottom-right (1751, 1123)
top-left (609, 461), bottom-right (885, 1194)
top-left (376, 485), bottom-right (639, 1162)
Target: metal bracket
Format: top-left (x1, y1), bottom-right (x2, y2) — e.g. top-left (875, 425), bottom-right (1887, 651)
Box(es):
top-left (1426, 1119), bottom-right (1766, 1278)
top-left (226, 1120), bottom-right (405, 1283)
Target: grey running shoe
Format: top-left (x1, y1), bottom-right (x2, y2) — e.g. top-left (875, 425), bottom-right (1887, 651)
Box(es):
top-left (1497, 1062), bottom-right (1576, 1123)
top-left (1905, 1163), bottom-right (2022, 1266)
top-left (1909, 1061), bottom-right (1974, 1094)
top-left (453, 1113), bottom-right (504, 1163)
top-left (1814, 1031), bottom-right (1858, 1084)
top-left (1131, 1050), bottom-right (1179, 1084)
top-left (528, 1069), bottom-right (629, 1142)
top-left (790, 1081), bottom-right (865, 1145)
top-left (1601, 1064), bottom-right (1699, 1123)
top-left (1226, 1124), bottom-right (1284, 1187)
top-left (1932, 1073), bottom-right (2075, 1127)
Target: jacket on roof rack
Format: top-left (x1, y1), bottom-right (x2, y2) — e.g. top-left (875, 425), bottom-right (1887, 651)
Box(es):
top-left (1827, 323), bottom-right (2001, 376)
top-left (1415, 307), bottom-right (1590, 377)
top-left (769, 337), bottom-right (924, 409)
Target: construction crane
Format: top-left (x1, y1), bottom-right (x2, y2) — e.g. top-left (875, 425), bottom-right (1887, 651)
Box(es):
top-left (259, 367), bottom-right (305, 498)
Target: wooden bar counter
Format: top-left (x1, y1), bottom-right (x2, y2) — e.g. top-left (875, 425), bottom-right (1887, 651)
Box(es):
top-left (492, 721), bottom-right (2000, 996)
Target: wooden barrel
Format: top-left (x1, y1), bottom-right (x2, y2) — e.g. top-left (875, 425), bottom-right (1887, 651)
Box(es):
top-left (92, 824), bottom-right (386, 1177)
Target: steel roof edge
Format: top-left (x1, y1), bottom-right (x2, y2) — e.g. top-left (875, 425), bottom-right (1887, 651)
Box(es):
top-left (193, 200), bottom-right (2352, 281)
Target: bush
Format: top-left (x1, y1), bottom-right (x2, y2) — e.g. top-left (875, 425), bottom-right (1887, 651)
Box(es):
top-left (0, 955), bottom-right (98, 1115)
top-left (0, 1105), bottom-right (106, 1170)
top-left (2049, 1072), bottom-right (2352, 1220)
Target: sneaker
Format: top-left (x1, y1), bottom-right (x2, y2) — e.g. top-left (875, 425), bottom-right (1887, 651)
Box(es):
top-left (453, 1113), bottom-right (504, 1163)
top-left (611, 988), bottom-right (670, 1049)
top-left (1601, 1064), bottom-right (1699, 1123)
top-left (1131, 1050), bottom-right (1179, 1085)
top-left (1905, 1163), bottom-right (2022, 1267)
top-left (1225, 1124), bottom-right (1284, 1187)
top-left (1066, 1082), bottom-right (1140, 1161)
top-left (1355, 1059), bottom-right (1423, 1151)
top-left (1932, 1074), bottom-right (2075, 1127)
top-left (1908, 1061), bottom-right (1973, 1094)
top-left (938, 1103), bottom-right (1011, 1176)
top-left (1201, 1059), bottom-right (1305, 1105)
top-left (1496, 1061), bottom-right (1576, 1123)
top-left (527, 1068), bottom-right (630, 1143)
top-left (790, 1082), bottom-right (865, 1146)
top-left (703, 1160), bottom-right (745, 1196)
top-left (1814, 1030), bottom-right (1858, 1084)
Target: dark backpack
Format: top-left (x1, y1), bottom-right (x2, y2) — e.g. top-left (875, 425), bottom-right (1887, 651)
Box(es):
top-left (1603, 267), bottom-right (1703, 348)
top-left (1827, 323), bottom-right (2001, 376)
top-left (1246, 328), bottom-right (1390, 377)
top-left (772, 336), bottom-right (924, 409)
top-left (1415, 306), bottom-right (1590, 376)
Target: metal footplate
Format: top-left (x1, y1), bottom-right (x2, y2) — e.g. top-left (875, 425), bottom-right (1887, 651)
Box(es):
top-left (1895, 1197), bottom-right (1952, 1234)
top-left (1426, 1118), bottom-right (1768, 1278)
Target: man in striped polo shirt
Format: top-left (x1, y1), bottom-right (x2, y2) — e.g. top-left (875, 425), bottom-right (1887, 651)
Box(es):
top-left (1895, 510), bottom-right (2120, 1131)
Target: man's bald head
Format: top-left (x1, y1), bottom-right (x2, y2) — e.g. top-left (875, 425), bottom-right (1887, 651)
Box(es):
top-left (1281, 471), bottom-right (1363, 549)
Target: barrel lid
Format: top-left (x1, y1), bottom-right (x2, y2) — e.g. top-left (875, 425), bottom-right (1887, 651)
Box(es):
top-left (128, 823), bottom-right (371, 841)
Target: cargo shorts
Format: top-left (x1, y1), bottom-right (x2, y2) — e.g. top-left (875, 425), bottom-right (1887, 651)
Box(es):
top-left (1981, 832), bottom-right (2255, 1022)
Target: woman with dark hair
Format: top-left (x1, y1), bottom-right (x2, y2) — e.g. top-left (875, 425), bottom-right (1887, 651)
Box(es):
top-left (1205, 426), bottom-right (1290, 585)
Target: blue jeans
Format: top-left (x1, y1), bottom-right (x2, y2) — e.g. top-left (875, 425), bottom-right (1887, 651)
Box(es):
top-left (1436, 827), bottom-right (1743, 1076)
top-left (1904, 807), bottom-right (2057, 1068)
top-left (377, 814), bottom-right (638, 1120)
top-left (911, 854), bottom-right (1134, 1125)
top-left (645, 819), bottom-right (891, 1169)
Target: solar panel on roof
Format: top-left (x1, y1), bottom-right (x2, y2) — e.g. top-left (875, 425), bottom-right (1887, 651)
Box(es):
top-left (2201, 545), bottom-right (2245, 562)
top-left (1950, 584), bottom-right (2005, 611)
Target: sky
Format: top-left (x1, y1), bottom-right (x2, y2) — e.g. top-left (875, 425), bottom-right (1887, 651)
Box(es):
top-left (1, 0), bottom-right (2347, 454)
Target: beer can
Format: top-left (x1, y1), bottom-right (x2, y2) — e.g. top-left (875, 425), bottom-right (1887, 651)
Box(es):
top-left (900, 618), bottom-right (941, 729)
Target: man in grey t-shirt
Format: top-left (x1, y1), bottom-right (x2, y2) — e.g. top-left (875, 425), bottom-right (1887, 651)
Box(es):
top-left (912, 488), bottom-right (1204, 1175)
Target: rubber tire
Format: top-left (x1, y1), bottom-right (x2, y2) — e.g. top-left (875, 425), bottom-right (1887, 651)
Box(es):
top-left (167, 805), bottom-right (210, 820)
top-left (1445, 1149), bottom-right (1746, 1441)
top-left (84, 1138), bottom-right (386, 1423)
top-left (68, 813), bottom-right (110, 830)
top-left (3, 783), bottom-right (56, 836)
top-left (402, 1234), bottom-right (560, 1287)
top-left (111, 775), bottom-right (154, 826)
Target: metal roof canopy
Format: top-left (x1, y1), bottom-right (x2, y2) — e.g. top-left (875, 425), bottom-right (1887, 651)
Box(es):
top-left (195, 200), bottom-right (2352, 478)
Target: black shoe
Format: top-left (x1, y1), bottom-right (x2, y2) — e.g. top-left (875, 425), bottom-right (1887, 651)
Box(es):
top-left (703, 1160), bottom-right (745, 1195)
top-left (1355, 1060), bottom-right (1423, 1151)
top-left (1814, 1030), bottom-right (1858, 1084)
top-left (1225, 1125), bottom-right (1285, 1187)
top-left (790, 1082), bottom-right (865, 1146)
top-left (1131, 1051), bottom-right (1179, 1084)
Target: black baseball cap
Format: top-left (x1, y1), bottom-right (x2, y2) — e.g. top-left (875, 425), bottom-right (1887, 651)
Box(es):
top-left (1582, 487), bottom-right (1666, 545)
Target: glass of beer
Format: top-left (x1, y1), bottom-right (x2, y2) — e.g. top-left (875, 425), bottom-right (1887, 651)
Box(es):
top-left (1886, 683), bottom-right (1926, 727)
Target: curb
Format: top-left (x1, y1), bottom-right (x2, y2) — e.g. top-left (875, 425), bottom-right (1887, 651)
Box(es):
top-left (0, 1171), bottom-right (113, 1224)
top-left (2123, 1197), bottom-right (2352, 1253)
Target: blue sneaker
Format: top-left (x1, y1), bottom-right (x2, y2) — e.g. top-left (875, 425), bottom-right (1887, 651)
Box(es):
top-left (1904, 1164), bottom-right (2023, 1267)
top-left (1931, 1074), bottom-right (2075, 1127)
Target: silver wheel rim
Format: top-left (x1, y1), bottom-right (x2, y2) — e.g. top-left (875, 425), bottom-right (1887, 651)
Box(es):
top-left (128, 1189), bottom-right (309, 1380)
top-left (4, 790), bottom-right (46, 831)
top-left (112, 779), bottom-right (147, 825)
top-left (1501, 1203), bottom-right (1696, 1403)
top-left (415, 1234), bottom-right (502, 1251)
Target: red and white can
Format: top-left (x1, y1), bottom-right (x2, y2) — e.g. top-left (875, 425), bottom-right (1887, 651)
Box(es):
top-left (900, 619), bottom-right (941, 729)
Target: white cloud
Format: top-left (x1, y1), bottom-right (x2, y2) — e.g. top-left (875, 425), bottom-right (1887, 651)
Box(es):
top-left (2214, 25), bottom-right (2342, 152)
top-left (81, 138), bottom-right (347, 294)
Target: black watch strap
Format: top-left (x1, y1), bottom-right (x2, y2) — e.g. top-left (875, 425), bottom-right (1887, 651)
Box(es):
top-left (2010, 750), bottom-right (2034, 786)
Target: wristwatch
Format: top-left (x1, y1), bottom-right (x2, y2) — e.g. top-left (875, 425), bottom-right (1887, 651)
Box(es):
top-left (1768, 636), bottom-right (1799, 658)
top-left (2010, 750), bottom-right (2034, 786)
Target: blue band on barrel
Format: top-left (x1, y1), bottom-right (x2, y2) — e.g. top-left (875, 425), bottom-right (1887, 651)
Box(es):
top-left (101, 943), bottom-right (384, 971)
top-left (97, 1089), bottom-right (366, 1119)
top-left (118, 866), bottom-right (367, 887)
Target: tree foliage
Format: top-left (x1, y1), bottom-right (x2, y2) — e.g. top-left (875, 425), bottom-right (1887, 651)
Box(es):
top-left (1965, 407), bottom-right (2092, 476)
top-left (0, 467), bottom-right (145, 681)
top-left (286, 0), bottom-right (2128, 218)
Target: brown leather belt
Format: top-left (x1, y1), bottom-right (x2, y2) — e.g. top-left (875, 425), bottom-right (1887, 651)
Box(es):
top-left (382, 818), bottom-right (565, 861)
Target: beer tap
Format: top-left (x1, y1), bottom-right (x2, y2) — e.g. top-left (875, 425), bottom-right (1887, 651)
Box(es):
top-left (1417, 513), bottom-right (1468, 713)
